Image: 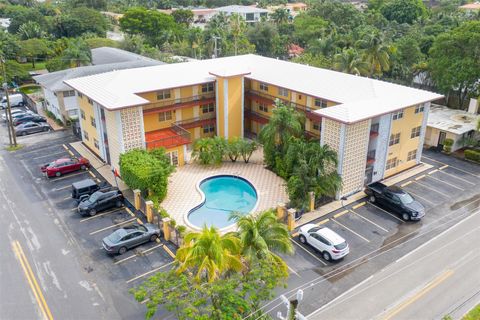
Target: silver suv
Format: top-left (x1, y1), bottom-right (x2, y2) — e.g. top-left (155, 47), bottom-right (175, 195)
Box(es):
top-left (298, 224), bottom-right (349, 261)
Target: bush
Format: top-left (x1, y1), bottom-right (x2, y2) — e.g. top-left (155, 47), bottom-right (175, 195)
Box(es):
top-left (192, 136), bottom-right (227, 165)
top-left (176, 225), bottom-right (187, 237)
top-left (443, 138), bottom-right (454, 153)
top-left (55, 118), bottom-right (64, 126)
top-left (45, 110), bottom-right (55, 119)
top-left (465, 149), bottom-right (480, 163)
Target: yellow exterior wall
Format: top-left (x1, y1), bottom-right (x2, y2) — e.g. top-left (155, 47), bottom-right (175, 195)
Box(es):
top-left (217, 79), bottom-right (225, 137)
top-left (78, 95), bottom-right (99, 153)
top-left (385, 105), bottom-right (423, 177)
top-left (226, 76), bottom-right (243, 138)
top-left (104, 109), bottom-right (122, 170)
top-left (165, 145), bottom-right (185, 166)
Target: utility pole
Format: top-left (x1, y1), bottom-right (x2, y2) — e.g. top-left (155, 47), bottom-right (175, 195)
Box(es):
top-left (277, 290), bottom-right (307, 320)
top-left (212, 36), bottom-right (220, 58)
top-left (1, 58), bottom-right (16, 147)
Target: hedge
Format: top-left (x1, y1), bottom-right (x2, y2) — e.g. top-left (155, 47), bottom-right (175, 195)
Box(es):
top-left (464, 149), bottom-right (480, 163)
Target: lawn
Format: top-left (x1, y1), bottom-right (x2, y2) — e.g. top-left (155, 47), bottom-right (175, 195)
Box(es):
top-left (463, 304), bottom-right (480, 320)
top-left (19, 84), bottom-right (41, 94)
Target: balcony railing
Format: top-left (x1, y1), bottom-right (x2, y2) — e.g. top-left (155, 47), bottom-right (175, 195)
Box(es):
top-left (143, 93), bottom-right (215, 114)
top-left (174, 114), bottom-right (216, 129)
top-left (367, 150), bottom-right (376, 165)
top-left (370, 123), bottom-right (380, 138)
top-left (145, 124), bottom-right (191, 150)
top-left (246, 90), bottom-right (322, 121)
top-left (244, 108), bottom-right (269, 124)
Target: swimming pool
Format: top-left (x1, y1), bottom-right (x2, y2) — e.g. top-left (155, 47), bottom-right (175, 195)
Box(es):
top-left (187, 175), bottom-right (258, 229)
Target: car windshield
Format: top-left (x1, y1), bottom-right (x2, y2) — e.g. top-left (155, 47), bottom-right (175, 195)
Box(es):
top-left (89, 192), bottom-right (101, 202)
top-left (334, 242), bottom-right (347, 250)
top-left (398, 193), bottom-right (414, 204)
top-left (108, 231), bottom-right (123, 243)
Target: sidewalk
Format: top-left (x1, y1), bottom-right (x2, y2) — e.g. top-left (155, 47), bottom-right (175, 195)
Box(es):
top-left (36, 103), bottom-right (64, 131)
top-left (296, 162), bottom-right (434, 226)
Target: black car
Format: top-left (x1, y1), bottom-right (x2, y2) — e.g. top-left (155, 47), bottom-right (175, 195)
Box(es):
top-left (77, 190), bottom-right (124, 216)
top-left (13, 114), bottom-right (46, 126)
top-left (15, 122), bottom-right (51, 136)
top-left (365, 182), bottom-right (425, 221)
top-left (71, 179), bottom-right (110, 203)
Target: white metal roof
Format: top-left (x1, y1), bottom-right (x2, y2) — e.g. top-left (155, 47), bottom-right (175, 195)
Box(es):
top-left (215, 5), bottom-right (269, 14)
top-left (427, 104), bottom-right (480, 135)
top-left (65, 54), bottom-right (443, 119)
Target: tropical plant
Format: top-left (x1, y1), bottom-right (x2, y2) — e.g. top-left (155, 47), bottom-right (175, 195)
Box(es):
top-left (333, 48), bottom-right (369, 76)
top-left (62, 39), bottom-right (92, 67)
top-left (238, 139), bottom-right (258, 163)
top-left (229, 210), bottom-right (293, 272)
top-left (17, 21), bottom-right (45, 40)
top-left (176, 226), bottom-right (243, 282)
top-left (270, 8), bottom-right (290, 25)
top-left (228, 13), bottom-right (247, 56)
top-left (356, 32), bottom-right (391, 76)
top-left (226, 137), bottom-right (241, 162)
top-left (192, 136), bottom-right (227, 165)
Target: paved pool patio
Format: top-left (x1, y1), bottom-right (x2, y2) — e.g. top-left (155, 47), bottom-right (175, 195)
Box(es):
top-left (161, 149), bottom-right (289, 231)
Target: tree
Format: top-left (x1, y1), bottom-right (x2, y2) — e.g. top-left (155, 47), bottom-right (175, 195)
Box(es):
top-left (229, 210), bottom-right (293, 272)
top-left (238, 139), bottom-right (257, 163)
top-left (17, 21), bottom-right (45, 40)
top-left (270, 8), bottom-right (290, 25)
top-left (381, 0), bottom-right (427, 24)
top-left (333, 48), bottom-right (369, 76)
top-left (228, 13), bottom-right (247, 55)
top-left (192, 137), bottom-right (227, 165)
top-left (66, 0), bottom-right (107, 10)
top-left (391, 35), bottom-right (424, 83)
top-left (176, 226), bottom-right (243, 282)
top-left (247, 22), bottom-right (281, 57)
top-left (292, 14), bottom-right (328, 47)
top-left (5, 6), bottom-right (48, 34)
top-left (356, 32), bottom-right (391, 76)
top-left (0, 32), bottom-right (20, 59)
top-left (53, 7), bottom-right (108, 38)
top-left (20, 38), bottom-right (51, 68)
top-left (172, 9), bottom-right (194, 26)
top-left (292, 53), bottom-right (332, 69)
top-left (428, 21), bottom-right (480, 107)
top-left (62, 39), bottom-right (92, 67)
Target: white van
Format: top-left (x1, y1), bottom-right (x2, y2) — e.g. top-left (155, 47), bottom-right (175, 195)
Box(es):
top-left (0, 94), bottom-right (24, 109)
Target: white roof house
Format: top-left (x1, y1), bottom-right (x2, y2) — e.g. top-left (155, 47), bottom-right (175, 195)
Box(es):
top-left (215, 5), bottom-right (269, 22)
top-left (65, 54), bottom-right (442, 120)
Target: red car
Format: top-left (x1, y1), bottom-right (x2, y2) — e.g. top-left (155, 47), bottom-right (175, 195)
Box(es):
top-left (41, 157), bottom-right (90, 178)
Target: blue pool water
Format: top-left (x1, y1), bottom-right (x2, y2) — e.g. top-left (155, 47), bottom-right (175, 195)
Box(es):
top-left (188, 175), bottom-right (258, 229)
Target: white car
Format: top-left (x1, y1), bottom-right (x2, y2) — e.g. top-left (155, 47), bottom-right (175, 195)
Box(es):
top-left (298, 224), bottom-right (349, 261)
top-left (2, 109), bottom-right (32, 121)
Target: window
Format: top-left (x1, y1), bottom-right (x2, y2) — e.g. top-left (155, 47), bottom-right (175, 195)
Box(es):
top-left (386, 157), bottom-right (397, 170)
top-left (258, 102), bottom-right (268, 113)
top-left (389, 133), bottom-right (400, 146)
top-left (259, 82), bottom-right (268, 92)
top-left (201, 103), bottom-right (214, 114)
top-left (415, 105), bottom-right (424, 114)
top-left (78, 92), bottom-right (83, 98)
top-left (83, 130), bottom-right (89, 141)
top-left (245, 13), bottom-right (254, 21)
top-left (312, 122), bottom-right (320, 131)
top-left (411, 126), bottom-right (421, 138)
top-left (407, 149), bottom-right (417, 161)
top-left (203, 124), bottom-right (215, 134)
top-left (94, 138), bottom-right (99, 149)
top-left (159, 111), bottom-right (172, 122)
top-left (278, 87), bottom-right (288, 97)
top-left (63, 90), bottom-right (75, 97)
top-left (87, 98), bottom-right (93, 105)
top-left (156, 89), bottom-right (171, 100)
top-left (201, 83), bottom-right (214, 93)
top-left (68, 109), bottom-right (77, 116)
top-left (314, 98), bottom-right (327, 108)
top-left (90, 116), bottom-right (96, 128)
top-left (80, 109), bottom-right (85, 120)
top-left (392, 110), bottom-right (404, 120)
top-left (298, 95), bottom-right (302, 100)
top-left (168, 150), bottom-right (179, 166)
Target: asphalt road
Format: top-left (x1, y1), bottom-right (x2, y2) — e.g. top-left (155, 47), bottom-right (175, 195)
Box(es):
top-left (308, 208), bottom-right (480, 320)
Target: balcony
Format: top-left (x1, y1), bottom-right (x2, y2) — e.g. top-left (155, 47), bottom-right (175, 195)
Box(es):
top-left (245, 90), bottom-right (322, 122)
top-left (174, 115), bottom-right (216, 130)
top-left (145, 124), bottom-right (191, 150)
top-left (244, 108), bottom-right (269, 124)
top-left (143, 93), bottom-right (215, 115)
top-left (367, 150), bottom-right (376, 165)
top-left (370, 123), bottom-right (379, 138)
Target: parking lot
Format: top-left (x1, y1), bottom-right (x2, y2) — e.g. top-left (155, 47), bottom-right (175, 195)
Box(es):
top-left (11, 129), bottom-right (177, 290)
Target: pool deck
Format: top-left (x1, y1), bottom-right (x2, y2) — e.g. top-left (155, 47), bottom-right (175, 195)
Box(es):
top-left (161, 149), bottom-right (289, 232)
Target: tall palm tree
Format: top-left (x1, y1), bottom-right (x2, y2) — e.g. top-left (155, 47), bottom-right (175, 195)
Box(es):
top-left (62, 39), bottom-right (92, 67)
top-left (229, 210), bottom-right (293, 272)
top-left (333, 48), bottom-right (369, 76)
top-left (229, 13), bottom-right (246, 55)
top-left (17, 21), bottom-right (45, 40)
top-left (270, 8), bottom-right (290, 25)
top-left (356, 33), bottom-right (390, 77)
top-left (176, 226), bottom-right (243, 282)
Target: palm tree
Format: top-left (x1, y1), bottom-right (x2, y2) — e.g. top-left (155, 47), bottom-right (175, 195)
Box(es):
top-left (176, 226), bottom-right (243, 282)
top-left (62, 39), bottom-right (92, 67)
top-left (270, 8), bottom-right (290, 25)
top-left (229, 210), bottom-right (293, 272)
top-left (229, 13), bottom-right (246, 55)
top-left (356, 33), bottom-right (390, 77)
top-left (17, 21), bottom-right (45, 40)
top-left (333, 48), bottom-right (369, 76)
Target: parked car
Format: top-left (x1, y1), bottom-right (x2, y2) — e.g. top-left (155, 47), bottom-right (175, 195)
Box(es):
top-left (13, 114), bottom-right (46, 126)
top-left (0, 93), bottom-right (24, 109)
top-left (299, 224), bottom-right (349, 261)
top-left (41, 157), bottom-right (90, 178)
top-left (71, 179), bottom-right (110, 203)
top-left (365, 182), bottom-right (425, 221)
top-left (77, 189), bottom-right (124, 216)
top-left (15, 122), bottom-right (51, 136)
top-left (102, 223), bottom-right (161, 255)
top-left (2, 108), bottom-right (31, 121)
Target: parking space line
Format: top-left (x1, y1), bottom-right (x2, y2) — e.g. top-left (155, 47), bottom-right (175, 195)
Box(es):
top-left (67, 150), bottom-right (75, 157)
top-left (413, 180), bottom-right (450, 198)
top-left (125, 207), bottom-right (135, 217)
top-left (88, 171), bottom-right (96, 178)
top-left (330, 219), bottom-right (370, 242)
top-left (428, 169), bottom-right (439, 175)
top-left (126, 261), bottom-right (175, 284)
top-left (400, 181), bottom-right (412, 187)
top-left (291, 232), bottom-right (299, 237)
top-left (80, 208), bottom-right (125, 222)
top-left (62, 144), bottom-right (68, 151)
top-left (53, 185), bottom-right (72, 191)
top-left (439, 164), bottom-right (449, 170)
top-left (287, 265), bottom-right (301, 278)
top-left (71, 207), bottom-right (78, 211)
top-left (89, 218), bottom-right (137, 235)
top-left (291, 240), bottom-right (328, 266)
top-left (317, 218), bottom-right (330, 225)
top-left (17, 145), bottom-right (61, 156)
top-left (114, 243), bottom-right (164, 264)
top-left (49, 171), bottom-right (87, 182)
top-left (62, 196), bottom-right (71, 201)
top-left (163, 245), bottom-right (176, 259)
top-left (404, 189), bottom-right (436, 205)
top-left (349, 209), bottom-right (389, 232)
top-left (334, 210), bottom-right (348, 218)
top-left (415, 174), bottom-right (426, 181)
top-left (425, 175), bottom-right (464, 191)
top-left (367, 203), bottom-right (404, 222)
top-left (352, 202), bottom-right (366, 209)
top-left (32, 151), bottom-right (67, 160)
top-left (423, 155), bottom-right (479, 177)
top-left (436, 170), bottom-right (476, 186)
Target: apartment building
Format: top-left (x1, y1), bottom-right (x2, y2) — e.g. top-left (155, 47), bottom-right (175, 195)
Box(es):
top-left (65, 54), bottom-right (442, 198)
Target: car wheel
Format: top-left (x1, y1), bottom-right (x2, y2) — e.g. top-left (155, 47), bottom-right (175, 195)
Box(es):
top-left (55, 171), bottom-right (61, 177)
top-left (402, 213), bottom-right (410, 221)
top-left (43, 127), bottom-right (49, 132)
top-left (150, 234), bottom-right (158, 242)
top-left (118, 247), bottom-right (127, 255)
top-left (80, 165), bottom-right (86, 170)
top-left (323, 251), bottom-right (332, 261)
top-left (21, 131), bottom-right (27, 136)
top-left (369, 195), bottom-right (376, 203)
top-left (115, 200), bottom-right (123, 208)
top-left (89, 209), bottom-right (97, 217)
top-left (299, 234), bottom-right (306, 244)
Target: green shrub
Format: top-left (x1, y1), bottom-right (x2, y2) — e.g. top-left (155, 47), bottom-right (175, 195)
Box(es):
top-left (45, 110), bottom-right (55, 119)
top-left (55, 118), bottom-right (63, 126)
top-left (192, 136), bottom-right (227, 165)
top-left (176, 225), bottom-right (187, 237)
top-left (443, 138), bottom-right (454, 153)
top-left (465, 149), bottom-right (480, 163)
